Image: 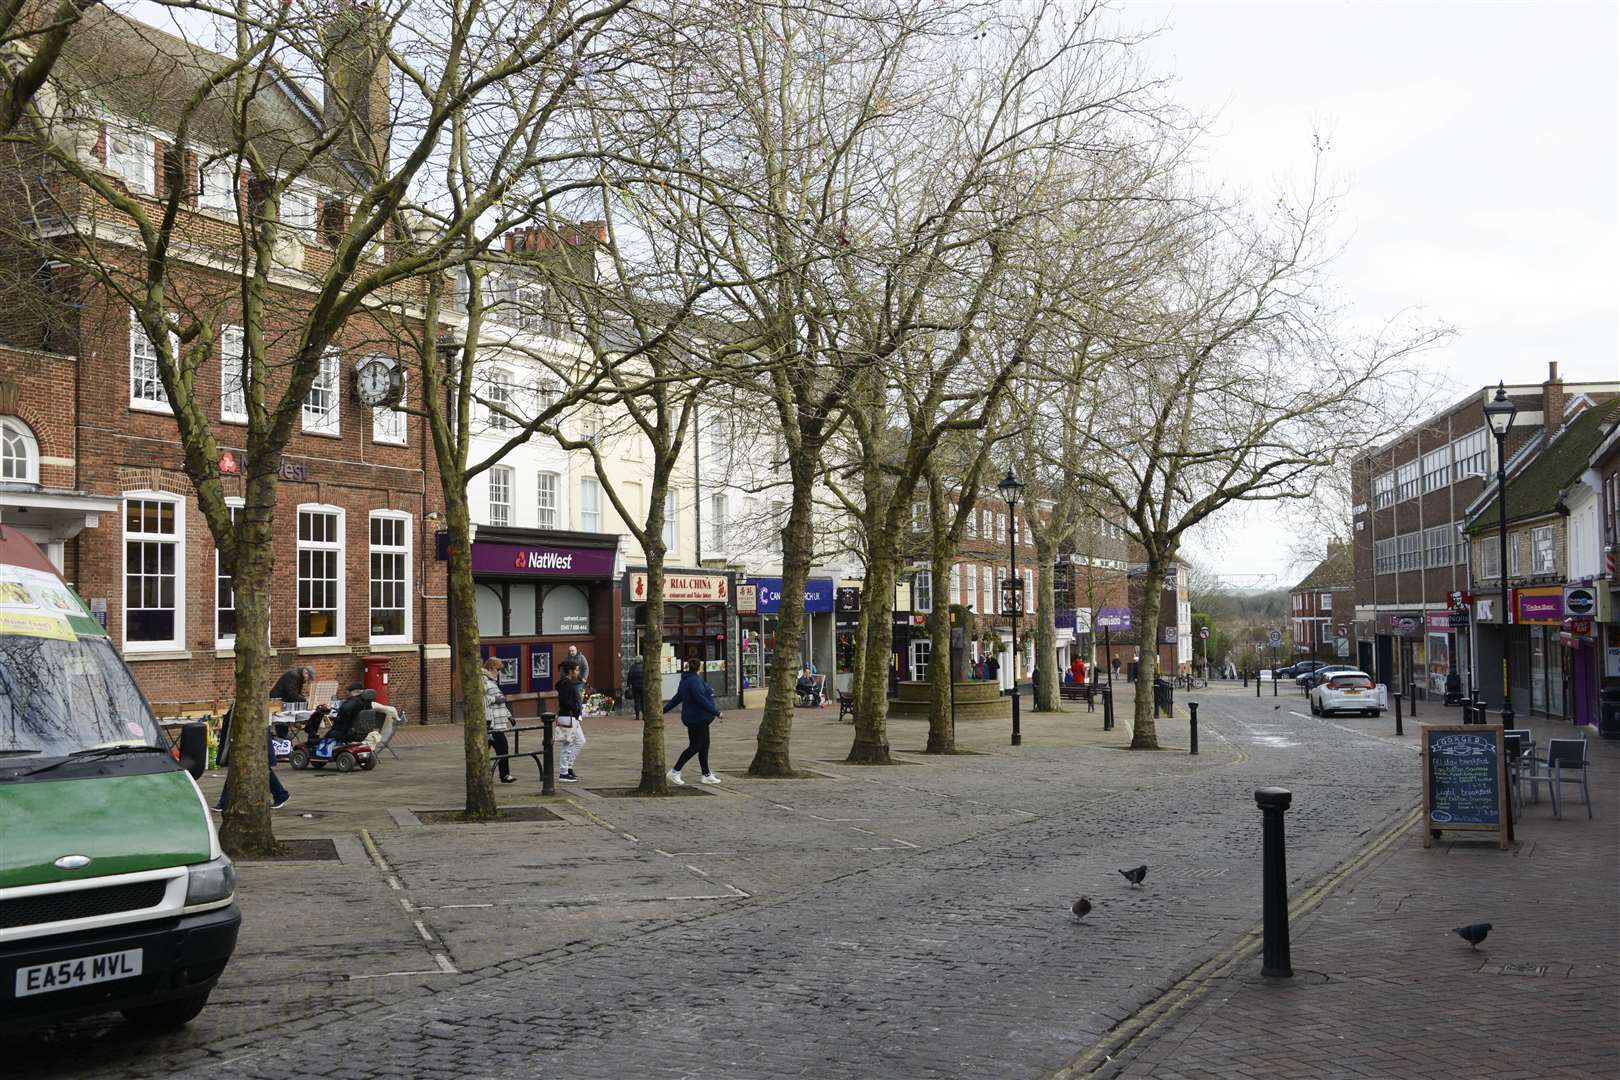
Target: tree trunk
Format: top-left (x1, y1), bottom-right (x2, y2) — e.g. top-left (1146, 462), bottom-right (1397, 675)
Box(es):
top-left (216, 486), bottom-right (277, 857)
top-left (444, 490), bottom-right (498, 817)
top-left (923, 541), bottom-right (954, 753)
top-left (749, 474), bottom-right (814, 777)
top-left (1130, 562), bottom-right (1164, 750)
top-left (1032, 540), bottom-right (1060, 712)
top-left (849, 537), bottom-right (895, 764)
top-left (636, 543), bottom-right (670, 794)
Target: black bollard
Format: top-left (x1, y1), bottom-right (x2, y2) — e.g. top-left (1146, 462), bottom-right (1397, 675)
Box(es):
top-left (1254, 787), bottom-right (1294, 978)
top-left (1273, 673), bottom-right (1278, 697)
top-left (1189, 701), bottom-right (1199, 756)
top-left (1243, 671), bottom-right (1249, 689)
top-left (1408, 681), bottom-right (1418, 717)
top-left (1256, 671), bottom-right (1261, 698)
top-left (1102, 686), bottom-right (1113, 732)
top-left (541, 712), bottom-right (557, 796)
top-left (1392, 691), bottom-right (1403, 736)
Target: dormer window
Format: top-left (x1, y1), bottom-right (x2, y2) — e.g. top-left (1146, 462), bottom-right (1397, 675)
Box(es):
top-left (0, 417), bottom-right (39, 483)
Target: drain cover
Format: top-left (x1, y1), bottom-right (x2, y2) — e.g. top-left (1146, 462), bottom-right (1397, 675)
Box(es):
top-left (1498, 963), bottom-right (1547, 977)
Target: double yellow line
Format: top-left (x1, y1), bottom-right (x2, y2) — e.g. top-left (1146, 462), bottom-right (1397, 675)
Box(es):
top-left (1048, 804), bottom-right (1422, 1079)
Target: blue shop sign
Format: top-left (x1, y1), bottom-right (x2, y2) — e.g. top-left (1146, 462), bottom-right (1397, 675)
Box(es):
top-left (750, 576), bottom-right (835, 614)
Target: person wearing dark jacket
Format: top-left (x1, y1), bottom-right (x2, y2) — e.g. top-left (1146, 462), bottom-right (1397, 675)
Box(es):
top-left (664, 658), bottom-right (722, 786)
top-left (268, 666), bottom-right (316, 705)
top-left (554, 661), bottom-right (587, 783)
top-left (625, 657), bottom-right (646, 721)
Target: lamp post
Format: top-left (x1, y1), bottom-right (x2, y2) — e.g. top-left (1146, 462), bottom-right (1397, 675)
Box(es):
top-left (998, 468), bottom-right (1025, 746)
top-left (1483, 382), bottom-right (1518, 724)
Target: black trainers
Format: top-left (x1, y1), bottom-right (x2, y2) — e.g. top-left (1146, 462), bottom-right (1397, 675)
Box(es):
top-left (499, 775), bottom-right (517, 784)
top-left (272, 795), bottom-right (291, 810)
top-left (559, 770), bottom-right (578, 783)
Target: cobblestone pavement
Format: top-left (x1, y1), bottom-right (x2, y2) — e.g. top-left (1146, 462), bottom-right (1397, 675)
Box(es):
top-left (1092, 711), bottom-right (1620, 1080)
top-left (17, 684), bottom-right (1450, 1078)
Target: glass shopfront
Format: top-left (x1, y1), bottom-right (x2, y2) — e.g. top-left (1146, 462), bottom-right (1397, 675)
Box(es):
top-left (624, 568), bottom-right (734, 698)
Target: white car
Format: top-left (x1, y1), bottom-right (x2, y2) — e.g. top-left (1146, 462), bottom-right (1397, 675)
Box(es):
top-left (1308, 670), bottom-right (1382, 717)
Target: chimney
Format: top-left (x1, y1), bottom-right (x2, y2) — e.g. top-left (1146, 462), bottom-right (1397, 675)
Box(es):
top-left (1542, 360), bottom-right (1565, 433)
top-left (321, 4), bottom-right (391, 181)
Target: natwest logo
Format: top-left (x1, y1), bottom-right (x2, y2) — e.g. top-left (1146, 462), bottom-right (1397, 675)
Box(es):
top-left (513, 549), bottom-right (574, 571)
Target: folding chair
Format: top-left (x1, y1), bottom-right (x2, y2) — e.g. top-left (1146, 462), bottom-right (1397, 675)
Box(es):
top-left (1538, 738), bottom-right (1595, 819)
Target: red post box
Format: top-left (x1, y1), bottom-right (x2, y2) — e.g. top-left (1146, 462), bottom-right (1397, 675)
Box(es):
top-left (362, 654), bottom-right (392, 705)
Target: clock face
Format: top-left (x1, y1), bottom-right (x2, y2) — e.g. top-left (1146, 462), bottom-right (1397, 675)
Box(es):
top-left (355, 359), bottom-right (394, 406)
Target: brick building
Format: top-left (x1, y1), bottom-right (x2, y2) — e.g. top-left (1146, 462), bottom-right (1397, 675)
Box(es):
top-left (1350, 364), bottom-right (1619, 701)
top-left (1465, 398), bottom-right (1620, 722)
top-left (0, 8), bottom-right (450, 721)
top-left (1290, 542), bottom-right (1354, 668)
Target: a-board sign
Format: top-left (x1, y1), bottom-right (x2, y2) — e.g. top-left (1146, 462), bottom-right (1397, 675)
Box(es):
top-left (1421, 724), bottom-right (1509, 849)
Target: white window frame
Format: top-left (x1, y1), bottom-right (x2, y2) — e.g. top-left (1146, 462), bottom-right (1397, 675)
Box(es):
top-left (372, 365), bottom-right (408, 445)
top-left (709, 492), bottom-right (727, 549)
top-left (1320, 592), bottom-right (1332, 611)
top-left (368, 511), bottom-right (412, 645)
top-left (122, 491), bottom-right (184, 653)
top-left (1396, 461), bottom-right (1421, 503)
top-left (949, 563), bottom-right (960, 599)
top-left (488, 466), bottom-right (513, 527)
top-left (914, 570), bottom-right (933, 614)
top-left (1374, 537), bottom-right (1397, 576)
top-left (197, 153), bottom-right (238, 219)
top-left (580, 476), bottom-right (602, 532)
top-left (485, 367), bottom-right (516, 431)
top-left (104, 123), bottom-right (153, 194)
top-left (1421, 446), bottom-right (1450, 493)
top-left (0, 417), bottom-right (40, 483)
top-left (663, 490), bottom-right (678, 552)
top-left (1397, 531), bottom-right (1422, 572)
top-left (1023, 569), bottom-right (1034, 612)
top-left (1452, 428), bottom-right (1488, 481)
top-left (214, 501), bottom-right (242, 650)
top-left (281, 186), bottom-right (317, 236)
top-left (1478, 538), bottom-right (1500, 580)
top-left (1424, 524), bottom-right (1452, 569)
top-left (966, 508), bottom-right (977, 538)
top-left (1509, 532), bottom-right (1521, 576)
top-left (910, 638), bottom-right (932, 682)
top-left (1372, 471), bottom-right (1394, 510)
top-left (1530, 525), bottom-right (1556, 575)
top-left (296, 504), bottom-right (345, 647)
top-left (966, 563), bottom-right (978, 610)
top-left (220, 324), bottom-right (247, 423)
top-left (537, 472), bottom-right (560, 530)
top-left (996, 512), bottom-right (1006, 542)
top-left (302, 348), bottom-right (340, 435)
top-left (129, 309), bottom-right (173, 413)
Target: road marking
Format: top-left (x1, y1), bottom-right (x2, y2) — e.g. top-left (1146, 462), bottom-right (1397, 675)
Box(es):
top-left (358, 829), bottom-right (462, 976)
top-left (412, 919), bottom-right (435, 943)
top-left (685, 864), bottom-right (710, 877)
top-left (1047, 804), bottom-right (1422, 1079)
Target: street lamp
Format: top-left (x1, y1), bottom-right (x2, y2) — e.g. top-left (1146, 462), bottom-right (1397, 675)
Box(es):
top-left (1483, 381), bottom-right (1518, 725)
top-left (998, 467), bottom-right (1025, 746)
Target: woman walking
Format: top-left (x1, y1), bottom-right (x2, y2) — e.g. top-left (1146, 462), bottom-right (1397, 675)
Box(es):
top-left (554, 659), bottom-right (587, 783)
top-left (480, 657), bottom-right (516, 784)
top-left (664, 658), bottom-right (722, 786)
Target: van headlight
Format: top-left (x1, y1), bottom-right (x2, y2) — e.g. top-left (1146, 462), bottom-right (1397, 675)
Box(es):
top-left (185, 856), bottom-right (237, 905)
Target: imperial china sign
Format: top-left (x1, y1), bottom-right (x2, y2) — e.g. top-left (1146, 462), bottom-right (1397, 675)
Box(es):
top-left (629, 572), bottom-right (729, 603)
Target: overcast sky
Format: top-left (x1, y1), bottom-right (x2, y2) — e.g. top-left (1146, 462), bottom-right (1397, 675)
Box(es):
top-left (1132, 0), bottom-right (1620, 588)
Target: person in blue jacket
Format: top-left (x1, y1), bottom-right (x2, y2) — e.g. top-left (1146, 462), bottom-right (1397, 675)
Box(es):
top-left (664, 657), bottom-right (722, 786)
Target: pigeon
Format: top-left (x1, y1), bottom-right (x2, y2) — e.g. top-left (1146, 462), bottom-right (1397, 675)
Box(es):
top-left (1119, 865), bottom-right (1148, 887)
top-left (1274, 705), bottom-right (1281, 710)
top-left (1453, 923), bottom-right (1491, 950)
top-left (1071, 896), bottom-right (1092, 921)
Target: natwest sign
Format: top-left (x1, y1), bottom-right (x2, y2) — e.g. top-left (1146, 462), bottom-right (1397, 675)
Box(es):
top-left (446, 536), bottom-right (617, 578)
top-left (628, 572), bottom-right (729, 604)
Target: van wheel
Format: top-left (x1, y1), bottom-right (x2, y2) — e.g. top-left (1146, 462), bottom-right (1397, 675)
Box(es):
top-left (123, 989), bottom-right (211, 1029)
top-left (335, 750), bottom-right (358, 773)
top-left (289, 747), bottom-right (310, 770)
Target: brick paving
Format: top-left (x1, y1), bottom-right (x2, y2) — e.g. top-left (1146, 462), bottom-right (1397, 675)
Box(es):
top-left (19, 685), bottom-right (1604, 1080)
top-left (1096, 712), bottom-right (1620, 1080)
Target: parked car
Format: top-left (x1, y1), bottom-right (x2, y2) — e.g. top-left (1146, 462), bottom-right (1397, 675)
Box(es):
top-left (1309, 670), bottom-right (1382, 717)
top-left (1281, 660), bottom-right (1329, 681)
top-left (1297, 664), bottom-right (1359, 689)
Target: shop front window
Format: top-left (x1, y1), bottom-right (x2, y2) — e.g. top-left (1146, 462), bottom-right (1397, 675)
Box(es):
top-left (1530, 631), bottom-right (1547, 714)
top-left (1426, 632), bottom-right (1449, 697)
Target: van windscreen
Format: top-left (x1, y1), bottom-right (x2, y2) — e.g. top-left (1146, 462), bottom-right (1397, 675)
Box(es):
top-left (0, 633), bottom-right (163, 760)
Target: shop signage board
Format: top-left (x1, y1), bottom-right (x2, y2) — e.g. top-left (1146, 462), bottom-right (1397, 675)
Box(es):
top-left (836, 587), bottom-right (861, 613)
top-left (1376, 611), bottom-right (1423, 638)
top-left (749, 577), bottom-right (835, 614)
top-left (1514, 587), bottom-right (1564, 625)
top-left (1421, 724), bottom-right (1508, 850)
top-left (1095, 607), bottom-right (1131, 630)
top-left (628, 571), bottom-right (729, 603)
top-left (736, 584), bottom-right (757, 615)
top-left (448, 536), bottom-right (616, 577)
top-left (1563, 585), bottom-right (1596, 618)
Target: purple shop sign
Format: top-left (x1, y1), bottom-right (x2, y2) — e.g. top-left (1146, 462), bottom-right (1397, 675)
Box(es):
top-left (1514, 590), bottom-right (1565, 624)
top-left (1096, 607), bottom-right (1131, 631)
top-left (436, 531), bottom-right (616, 577)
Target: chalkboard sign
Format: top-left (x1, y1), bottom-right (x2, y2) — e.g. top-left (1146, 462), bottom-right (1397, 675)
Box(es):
top-left (1421, 724), bottom-right (1509, 849)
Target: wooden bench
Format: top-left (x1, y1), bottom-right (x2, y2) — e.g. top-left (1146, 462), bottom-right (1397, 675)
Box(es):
top-left (1060, 684), bottom-right (1097, 711)
top-left (837, 690), bottom-right (856, 723)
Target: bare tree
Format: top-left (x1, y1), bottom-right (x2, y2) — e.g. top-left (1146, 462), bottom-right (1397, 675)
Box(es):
top-left (7, 0), bottom-right (628, 846)
top-left (0, 0), bottom-right (99, 132)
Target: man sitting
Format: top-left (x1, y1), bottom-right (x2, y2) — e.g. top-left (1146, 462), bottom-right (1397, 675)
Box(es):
top-left (795, 667), bottom-right (819, 706)
top-left (307, 684), bottom-right (374, 747)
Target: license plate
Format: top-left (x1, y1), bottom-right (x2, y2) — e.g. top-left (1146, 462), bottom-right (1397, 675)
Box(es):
top-left (1342, 689), bottom-right (1362, 695)
top-left (15, 949), bottom-right (143, 997)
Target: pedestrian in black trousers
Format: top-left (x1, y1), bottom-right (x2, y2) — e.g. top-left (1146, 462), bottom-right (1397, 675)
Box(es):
top-left (664, 658), bottom-right (722, 786)
top-left (626, 656), bottom-right (646, 721)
